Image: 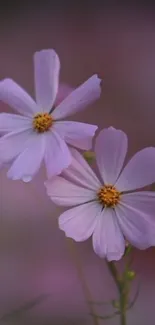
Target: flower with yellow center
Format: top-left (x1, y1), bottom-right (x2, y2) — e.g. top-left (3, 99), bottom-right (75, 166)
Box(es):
top-left (46, 127), bottom-right (155, 262)
top-left (0, 49), bottom-right (101, 181)
top-left (33, 113), bottom-right (53, 133)
top-left (98, 185), bottom-right (121, 207)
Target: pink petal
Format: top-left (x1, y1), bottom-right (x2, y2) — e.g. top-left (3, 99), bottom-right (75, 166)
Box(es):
top-left (7, 134), bottom-right (45, 181)
top-left (119, 192), bottom-right (155, 246)
top-left (116, 148), bottom-right (155, 191)
top-left (52, 75), bottom-right (101, 120)
top-left (55, 83), bottom-right (73, 106)
top-left (115, 192), bottom-right (155, 249)
top-left (0, 79), bottom-right (38, 117)
top-left (0, 129), bottom-right (34, 164)
top-left (34, 49), bottom-right (60, 111)
top-left (59, 201), bottom-right (101, 241)
top-left (53, 121), bottom-right (98, 150)
top-left (45, 176), bottom-right (96, 206)
top-left (121, 191), bottom-right (155, 219)
top-left (92, 208), bottom-right (125, 261)
top-left (62, 148), bottom-right (101, 190)
top-left (95, 127), bottom-right (128, 185)
top-left (44, 131), bottom-right (71, 178)
top-left (0, 113), bottom-right (32, 133)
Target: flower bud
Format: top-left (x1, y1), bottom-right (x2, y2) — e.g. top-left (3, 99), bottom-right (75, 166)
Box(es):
top-left (127, 270), bottom-right (135, 280)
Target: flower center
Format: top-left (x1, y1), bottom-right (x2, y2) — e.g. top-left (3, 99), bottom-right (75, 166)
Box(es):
top-left (33, 113), bottom-right (53, 133)
top-left (98, 185), bottom-right (121, 207)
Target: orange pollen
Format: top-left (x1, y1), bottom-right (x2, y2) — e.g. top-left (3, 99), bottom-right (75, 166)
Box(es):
top-left (98, 185), bottom-right (121, 207)
top-left (33, 113), bottom-right (53, 133)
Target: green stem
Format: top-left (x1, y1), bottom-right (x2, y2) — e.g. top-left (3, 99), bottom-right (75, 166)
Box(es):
top-left (120, 309), bottom-right (126, 325)
top-left (106, 260), bottom-right (128, 325)
top-left (106, 261), bottom-right (121, 290)
top-left (119, 284), bottom-right (127, 325)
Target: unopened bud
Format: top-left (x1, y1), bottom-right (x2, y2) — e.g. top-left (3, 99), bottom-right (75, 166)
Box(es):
top-left (83, 151), bottom-right (95, 164)
top-left (127, 270), bottom-right (135, 280)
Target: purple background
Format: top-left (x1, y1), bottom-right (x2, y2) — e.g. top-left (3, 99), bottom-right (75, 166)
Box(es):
top-left (0, 3), bottom-right (155, 324)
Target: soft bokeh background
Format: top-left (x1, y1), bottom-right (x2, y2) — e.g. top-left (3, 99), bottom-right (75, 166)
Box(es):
top-left (0, 2), bottom-right (155, 324)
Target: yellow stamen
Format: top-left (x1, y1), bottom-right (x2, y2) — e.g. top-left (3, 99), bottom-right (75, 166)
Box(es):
top-left (33, 113), bottom-right (53, 133)
top-left (98, 185), bottom-right (120, 207)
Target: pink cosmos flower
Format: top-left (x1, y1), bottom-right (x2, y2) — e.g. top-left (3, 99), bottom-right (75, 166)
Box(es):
top-left (0, 49), bottom-right (101, 182)
top-left (45, 127), bottom-right (155, 261)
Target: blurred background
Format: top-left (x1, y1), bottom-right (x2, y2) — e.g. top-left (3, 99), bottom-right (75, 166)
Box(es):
top-left (0, 1), bottom-right (155, 324)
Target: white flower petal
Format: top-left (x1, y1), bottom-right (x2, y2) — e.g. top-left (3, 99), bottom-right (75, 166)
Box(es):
top-left (44, 130), bottom-right (71, 178)
top-left (34, 49), bottom-right (60, 111)
top-left (7, 134), bottom-right (45, 181)
top-left (62, 148), bottom-right (101, 190)
top-left (92, 208), bottom-right (125, 261)
top-left (52, 75), bottom-right (101, 120)
top-left (0, 113), bottom-right (32, 133)
top-left (45, 176), bottom-right (96, 206)
top-left (116, 147), bottom-right (155, 191)
top-left (95, 127), bottom-right (128, 185)
top-left (59, 201), bottom-right (101, 241)
top-left (0, 129), bottom-right (34, 164)
top-left (115, 193), bottom-right (155, 249)
top-left (53, 121), bottom-right (98, 150)
top-left (0, 79), bottom-right (38, 117)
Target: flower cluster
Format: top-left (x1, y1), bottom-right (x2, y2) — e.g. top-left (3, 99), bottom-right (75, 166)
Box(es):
top-left (0, 49), bottom-right (155, 261)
